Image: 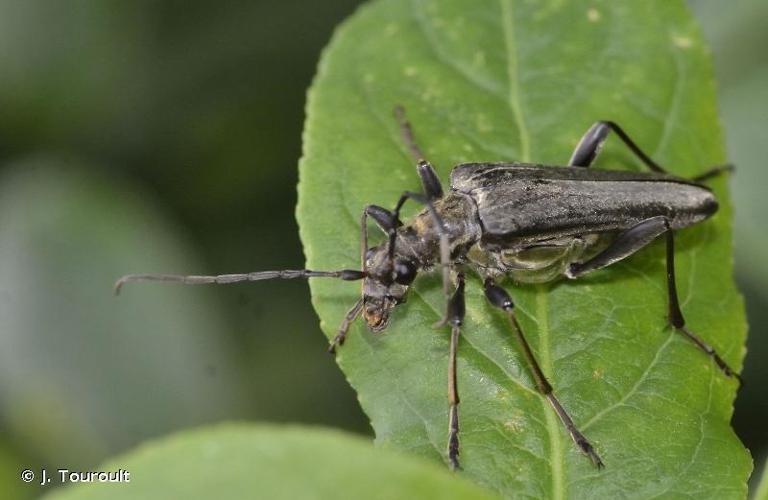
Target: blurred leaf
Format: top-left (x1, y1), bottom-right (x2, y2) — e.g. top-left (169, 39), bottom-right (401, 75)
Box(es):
top-left (298, 0), bottom-right (749, 497)
top-left (692, 0), bottom-right (768, 288)
top-left (43, 423), bottom-right (498, 500)
top-left (0, 440), bottom-right (35, 500)
top-left (693, 0), bottom-right (768, 464)
top-left (0, 159), bottom-right (248, 467)
top-left (720, 67), bottom-right (768, 286)
top-left (688, 0), bottom-right (768, 87)
top-left (755, 459), bottom-right (768, 500)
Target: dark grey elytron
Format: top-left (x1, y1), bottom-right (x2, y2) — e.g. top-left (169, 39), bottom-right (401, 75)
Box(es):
top-left (115, 107), bottom-right (739, 470)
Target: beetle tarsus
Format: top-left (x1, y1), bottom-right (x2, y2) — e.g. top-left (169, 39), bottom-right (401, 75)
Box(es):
top-left (447, 399), bottom-right (461, 471)
top-left (546, 393), bottom-right (604, 469)
top-left (576, 434), bottom-right (604, 469)
top-left (691, 163), bottom-right (734, 183)
top-left (677, 325), bottom-right (741, 384)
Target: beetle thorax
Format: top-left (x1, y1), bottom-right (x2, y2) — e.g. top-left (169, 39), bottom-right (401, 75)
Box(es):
top-left (361, 191), bottom-right (481, 331)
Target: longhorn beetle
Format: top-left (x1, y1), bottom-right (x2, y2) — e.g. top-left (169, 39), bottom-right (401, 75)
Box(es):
top-left (115, 106), bottom-right (739, 470)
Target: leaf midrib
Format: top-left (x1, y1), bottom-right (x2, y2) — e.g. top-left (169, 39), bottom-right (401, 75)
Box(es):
top-left (499, 2), bottom-right (566, 498)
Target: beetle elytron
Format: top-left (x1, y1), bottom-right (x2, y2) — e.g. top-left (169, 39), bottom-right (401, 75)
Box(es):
top-left (115, 107), bottom-right (738, 470)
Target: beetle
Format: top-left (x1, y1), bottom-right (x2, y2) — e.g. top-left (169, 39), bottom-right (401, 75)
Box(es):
top-left (115, 106), bottom-right (738, 470)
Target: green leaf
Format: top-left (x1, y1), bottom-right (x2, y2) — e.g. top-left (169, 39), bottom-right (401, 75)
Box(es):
top-left (43, 424), bottom-right (498, 500)
top-left (298, 0), bottom-right (750, 498)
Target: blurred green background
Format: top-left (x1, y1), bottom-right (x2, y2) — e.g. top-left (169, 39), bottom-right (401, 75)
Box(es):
top-left (0, 0), bottom-right (764, 497)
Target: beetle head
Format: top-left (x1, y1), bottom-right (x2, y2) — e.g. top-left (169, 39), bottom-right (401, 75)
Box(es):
top-left (361, 245), bottom-right (419, 332)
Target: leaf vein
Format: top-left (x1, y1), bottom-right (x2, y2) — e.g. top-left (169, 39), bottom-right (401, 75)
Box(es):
top-left (411, 1), bottom-right (507, 101)
top-left (581, 331), bottom-right (676, 431)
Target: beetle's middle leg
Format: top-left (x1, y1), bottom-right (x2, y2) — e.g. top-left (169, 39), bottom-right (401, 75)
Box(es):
top-left (567, 216), bottom-right (739, 380)
top-left (483, 277), bottom-right (604, 468)
top-left (445, 272), bottom-right (466, 470)
top-left (568, 121), bottom-right (732, 181)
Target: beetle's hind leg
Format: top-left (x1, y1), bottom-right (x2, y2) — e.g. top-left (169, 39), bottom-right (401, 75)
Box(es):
top-left (483, 278), bottom-right (604, 468)
top-left (567, 216), bottom-right (740, 382)
top-left (569, 121), bottom-right (669, 172)
top-left (568, 121), bottom-right (732, 181)
top-left (662, 228), bottom-right (740, 381)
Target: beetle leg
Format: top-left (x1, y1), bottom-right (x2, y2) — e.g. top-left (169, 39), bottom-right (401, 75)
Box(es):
top-left (328, 298), bottom-right (364, 354)
top-left (360, 204), bottom-right (402, 266)
top-left (568, 121), bottom-right (732, 181)
top-left (567, 217), bottom-right (740, 381)
top-left (445, 272), bottom-right (466, 470)
top-left (566, 216), bottom-right (669, 276)
top-left (661, 224), bottom-right (741, 382)
top-left (363, 205), bottom-right (402, 234)
top-left (483, 278), bottom-right (604, 468)
top-left (568, 121), bottom-right (612, 168)
top-left (417, 159), bottom-right (445, 200)
top-left (690, 164), bottom-right (734, 183)
top-left (569, 121), bottom-right (669, 171)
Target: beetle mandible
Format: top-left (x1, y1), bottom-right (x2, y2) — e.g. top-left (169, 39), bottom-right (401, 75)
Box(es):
top-left (115, 106), bottom-right (739, 470)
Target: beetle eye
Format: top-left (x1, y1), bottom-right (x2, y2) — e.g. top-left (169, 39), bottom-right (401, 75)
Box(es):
top-left (394, 259), bottom-right (418, 285)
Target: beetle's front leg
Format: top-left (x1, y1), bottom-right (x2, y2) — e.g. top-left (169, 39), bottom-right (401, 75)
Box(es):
top-left (567, 217), bottom-right (739, 381)
top-left (445, 272), bottom-right (466, 470)
top-left (483, 277), bottom-right (604, 468)
top-left (327, 299), bottom-right (364, 354)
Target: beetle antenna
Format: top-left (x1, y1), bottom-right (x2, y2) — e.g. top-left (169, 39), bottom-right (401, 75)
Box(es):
top-left (394, 105), bottom-right (425, 161)
top-left (113, 269), bottom-right (365, 295)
